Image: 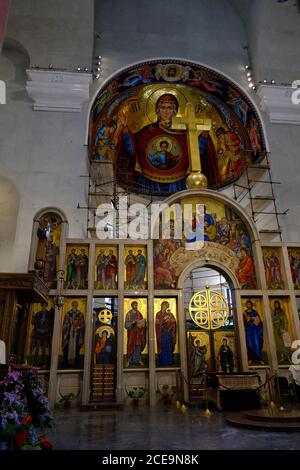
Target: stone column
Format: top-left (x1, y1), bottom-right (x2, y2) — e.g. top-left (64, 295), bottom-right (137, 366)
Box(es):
top-left (177, 289), bottom-right (189, 401)
top-left (81, 242), bottom-right (95, 405)
top-left (147, 239), bottom-right (155, 406)
top-left (116, 242), bottom-right (124, 403)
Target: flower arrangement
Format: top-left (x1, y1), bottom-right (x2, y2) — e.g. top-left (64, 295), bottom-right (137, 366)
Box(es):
top-left (58, 392), bottom-right (79, 408)
top-left (125, 386), bottom-right (147, 405)
top-left (0, 368), bottom-right (52, 450)
top-left (25, 369), bottom-right (52, 428)
top-left (156, 384), bottom-right (177, 404)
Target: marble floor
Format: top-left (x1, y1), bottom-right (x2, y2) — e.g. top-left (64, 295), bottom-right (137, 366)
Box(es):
top-left (47, 406), bottom-right (300, 450)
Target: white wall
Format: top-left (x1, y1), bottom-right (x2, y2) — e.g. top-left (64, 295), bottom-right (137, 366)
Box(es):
top-left (260, 118), bottom-right (300, 242)
top-left (6, 0), bottom-right (94, 70)
top-left (0, 0), bottom-right (299, 273)
top-left (0, 176), bottom-right (19, 270)
top-left (247, 0), bottom-right (300, 84)
top-left (0, 0), bottom-right (94, 272)
top-left (94, 0), bottom-right (249, 84)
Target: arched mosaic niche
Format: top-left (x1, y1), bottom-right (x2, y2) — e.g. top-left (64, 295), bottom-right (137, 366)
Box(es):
top-left (153, 195), bottom-right (257, 290)
top-left (88, 59), bottom-right (267, 196)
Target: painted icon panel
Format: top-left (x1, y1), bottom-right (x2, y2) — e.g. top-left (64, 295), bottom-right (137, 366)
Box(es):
top-left (124, 246), bottom-right (147, 290)
top-left (34, 212), bottom-right (62, 289)
top-left (65, 245), bottom-right (89, 289)
top-left (187, 331), bottom-right (210, 376)
top-left (58, 297), bottom-right (86, 369)
top-left (124, 298), bottom-right (148, 368)
top-left (91, 297), bottom-right (118, 402)
top-left (262, 248), bottom-right (284, 289)
top-left (95, 245), bottom-right (118, 289)
top-left (26, 299), bottom-right (55, 369)
top-left (93, 297), bottom-right (118, 365)
top-left (242, 298), bottom-right (268, 366)
top-left (288, 248), bottom-right (300, 289)
top-left (270, 297), bottom-right (294, 365)
top-left (213, 331), bottom-right (238, 373)
top-left (154, 298), bottom-right (179, 368)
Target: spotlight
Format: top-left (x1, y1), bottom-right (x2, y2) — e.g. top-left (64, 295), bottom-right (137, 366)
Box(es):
top-left (96, 67), bottom-right (101, 71)
top-left (245, 65), bottom-right (249, 70)
top-left (77, 66), bottom-right (81, 71)
top-left (271, 79), bottom-right (276, 84)
top-left (246, 72), bottom-right (251, 77)
top-left (95, 74), bottom-right (100, 79)
top-left (247, 77), bottom-right (252, 82)
top-left (248, 82), bottom-right (254, 88)
top-left (263, 79), bottom-right (267, 83)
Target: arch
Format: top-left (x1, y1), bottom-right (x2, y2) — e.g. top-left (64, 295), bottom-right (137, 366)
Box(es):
top-left (33, 206), bottom-right (68, 224)
top-left (85, 56), bottom-right (269, 152)
top-left (0, 176), bottom-right (20, 272)
top-left (177, 260), bottom-right (247, 381)
top-left (162, 188), bottom-right (260, 243)
top-left (177, 258), bottom-right (240, 291)
top-left (28, 207), bottom-right (68, 285)
top-left (152, 188), bottom-right (258, 291)
top-left (2, 37), bottom-right (30, 85)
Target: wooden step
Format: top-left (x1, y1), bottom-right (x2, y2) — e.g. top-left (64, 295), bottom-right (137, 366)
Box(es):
top-left (251, 196), bottom-right (275, 201)
top-left (259, 229), bottom-right (282, 234)
top-left (248, 164), bottom-right (270, 170)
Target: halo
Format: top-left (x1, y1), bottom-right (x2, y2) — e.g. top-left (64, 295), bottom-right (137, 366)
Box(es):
top-left (146, 86), bottom-right (187, 124)
top-left (96, 325), bottom-right (114, 338)
top-left (163, 64), bottom-right (182, 82)
top-left (129, 299), bottom-right (140, 310)
top-left (193, 336), bottom-right (201, 347)
top-left (146, 136), bottom-right (174, 154)
top-left (155, 137), bottom-right (174, 152)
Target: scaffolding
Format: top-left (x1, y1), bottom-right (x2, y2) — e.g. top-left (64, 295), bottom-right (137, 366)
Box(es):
top-left (79, 160), bottom-right (152, 238)
top-left (232, 153), bottom-right (288, 241)
top-left (78, 152), bottom-right (288, 241)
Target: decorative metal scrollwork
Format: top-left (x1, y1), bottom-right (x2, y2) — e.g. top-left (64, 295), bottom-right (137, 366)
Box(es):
top-left (98, 308), bottom-right (113, 324)
top-left (189, 284), bottom-right (229, 330)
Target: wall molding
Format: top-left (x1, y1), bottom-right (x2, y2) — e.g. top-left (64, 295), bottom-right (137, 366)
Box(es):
top-left (26, 69), bottom-right (92, 112)
top-left (257, 84), bottom-right (300, 125)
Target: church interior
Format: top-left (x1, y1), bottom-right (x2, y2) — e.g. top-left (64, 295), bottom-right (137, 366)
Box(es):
top-left (1, 0), bottom-right (300, 453)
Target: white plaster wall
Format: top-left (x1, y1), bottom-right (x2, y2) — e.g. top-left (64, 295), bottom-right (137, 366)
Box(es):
top-left (94, 0), bottom-right (300, 242)
top-left (0, 0), bottom-right (300, 274)
top-left (6, 0), bottom-right (94, 70)
top-left (260, 117), bottom-right (300, 242)
top-left (95, 0), bottom-right (249, 84)
top-left (0, 176), bottom-right (19, 270)
top-left (247, 0), bottom-right (300, 84)
top-left (0, 72), bottom-right (89, 271)
top-left (0, 0), bottom-right (94, 272)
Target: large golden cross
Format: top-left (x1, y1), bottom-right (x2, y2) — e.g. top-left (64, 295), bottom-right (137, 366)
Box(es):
top-left (172, 102), bottom-right (211, 173)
